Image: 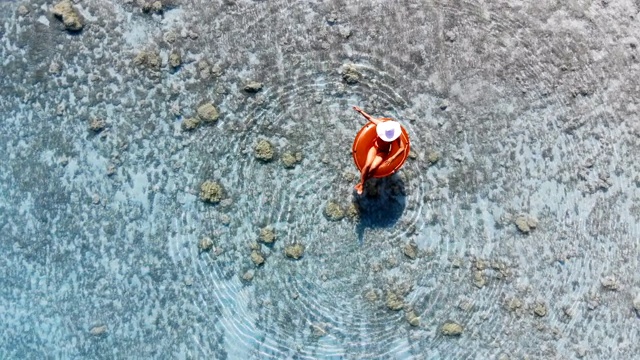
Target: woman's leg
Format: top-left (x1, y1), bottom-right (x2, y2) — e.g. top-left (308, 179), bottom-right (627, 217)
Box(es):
top-left (355, 147), bottom-right (383, 194)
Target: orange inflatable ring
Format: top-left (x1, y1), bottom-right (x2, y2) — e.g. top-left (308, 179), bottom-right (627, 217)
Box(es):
top-left (352, 122), bottom-right (411, 178)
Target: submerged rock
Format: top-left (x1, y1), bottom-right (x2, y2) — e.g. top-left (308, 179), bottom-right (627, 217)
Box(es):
top-left (600, 275), bottom-right (619, 291)
top-left (196, 102), bottom-right (220, 123)
top-left (533, 302), bottom-right (548, 317)
top-left (282, 151), bottom-right (302, 169)
top-left (181, 117), bottom-right (199, 131)
top-left (323, 201), bottom-right (344, 221)
top-left (141, 0), bottom-right (164, 13)
top-left (198, 237), bottom-right (214, 252)
top-left (341, 64), bottom-right (361, 84)
top-left (243, 81), bottom-right (263, 93)
top-left (633, 296), bottom-right (640, 316)
top-left (441, 321), bottom-right (463, 336)
top-left (52, 0), bottom-right (83, 31)
top-left (89, 118), bottom-right (106, 132)
top-left (89, 325), bottom-right (107, 336)
top-left (403, 241), bottom-right (418, 260)
top-left (254, 140), bottom-right (275, 162)
top-left (242, 270), bottom-right (254, 282)
top-left (406, 310), bottom-right (420, 327)
top-left (169, 51), bottom-right (182, 69)
top-left (364, 289), bottom-right (378, 302)
top-left (199, 180), bottom-right (224, 203)
top-left (250, 250), bottom-right (265, 266)
top-left (515, 214), bottom-right (538, 233)
top-left (385, 291), bottom-right (404, 311)
top-left (133, 50), bottom-right (162, 71)
top-left (284, 243), bottom-right (305, 259)
top-left (259, 226), bottom-right (276, 244)
top-left (345, 202), bottom-right (360, 221)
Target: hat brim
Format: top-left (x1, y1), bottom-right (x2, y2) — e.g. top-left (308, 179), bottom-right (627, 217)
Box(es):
top-left (376, 121), bottom-right (401, 142)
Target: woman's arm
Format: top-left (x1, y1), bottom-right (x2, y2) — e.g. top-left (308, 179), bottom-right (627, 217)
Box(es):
top-left (353, 106), bottom-right (383, 125)
top-left (383, 137), bottom-right (406, 165)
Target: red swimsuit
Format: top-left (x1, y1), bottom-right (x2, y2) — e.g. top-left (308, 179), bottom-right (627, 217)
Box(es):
top-left (374, 137), bottom-right (393, 154)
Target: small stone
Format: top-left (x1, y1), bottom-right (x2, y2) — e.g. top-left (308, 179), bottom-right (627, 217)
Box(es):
top-left (439, 100), bottom-right (449, 110)
top-left (445, 31), bottom-right (456, 42)
top-left (151, 1), bottom-right (163, 12)
top-left (92, 194), bottom-right (100, 204)
top-left (89, 325), bottom-right (107, 336)
top-left (163, 31), bottom-right (177, 44)
top-left (284, 243), bottom-right (305, 259)
top-left (49, 62), bottom-right (62, 75)
top-left (474, 259), bottom-right (488, 271)
top-left (323, 201), bottom-right (345, 221)
top-left (89, 118), bottom-right (106, 132)
top-left (385, 291), bottom-right (404, 311)
top-left (600, 275), bottom-right (619, 291)
top-left (633, 296), bottom-right (640, 316)
top-left (364, 290), bottom-right (378, 302)
top-left (196, 103), bottom-right (220, 123)
top-left (562, 306), bottom-right (575, 318)
top-left (515, 214), bottom-right (538, 233)
top-left (441, 321), bottom-right (463, 336)
top-left (458, 299), bottom-right (474, 312)
top-left (198, 61), bottom-right (211, 79)
top-left (587, 292), bottom-right (601, 310)
top-left (17, 5), bottom-right (30, 16)
top-left (473, 271), bottom-right (486, 288)
top-left (451, 257), bottom-right (463, 268)
top-left (282, 151), bottom-right (302, 168)
top-left (169, 51), bottom-right (182, 68)
top-left (106, 164), bottom-right (116, 176)
top-left (406, 310), bottom-right (420, 326)
top-left (142, 0), bottom-right (163, 13)
top-left (345, 202), bottom-right (360, 221)
top-left (311, 323), bottom-right (327, 337)
top-left (242, 270), bottom-right (254, 282)
top-left (259, 227), bottom-right (276, 244)
top-left (533, 302), bottom-right (548, 317)
top-left (342, 172), bottom-right (356, 182)
top-left (427, 151), bottom-right (440, 164)
top-left (403, 242), bottom-right (418, 260)
top-left (506, 297), bottom-right (523, 312)
top-left (250, 250), bottom-right (265, 266)
top-left (341, 64), bottom-right (361, 84)
top-left (133, 52), bottom-right (147, 66)
top-left (338, 26), bottom-right (352, 39)
top-left (243, 81), bottom-right (263, 93)
top-left (52, 0), bottom-right (83, 31)
top-left (145, 51), bottom-right (162, 71)
top-left (198, 237), bottom-right (214, 252)
top-left (326, 13), bottom-right (338, 25)
top-left (254, 139), bottom-right (275, 162)
top-left (181, 117), bottom-right (200, 131)
top-left (199, 180), bottom-right (224, 203)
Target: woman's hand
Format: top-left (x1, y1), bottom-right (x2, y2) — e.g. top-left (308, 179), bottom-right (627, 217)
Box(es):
top-left (353, 105), bottom-right (363, 113)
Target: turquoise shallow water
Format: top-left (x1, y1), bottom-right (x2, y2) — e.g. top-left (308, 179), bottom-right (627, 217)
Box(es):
top-left (1, 0), bottom-right (640, 359)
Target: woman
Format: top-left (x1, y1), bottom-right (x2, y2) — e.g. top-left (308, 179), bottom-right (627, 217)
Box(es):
top-left (353, 106), bottom-right (407, 195)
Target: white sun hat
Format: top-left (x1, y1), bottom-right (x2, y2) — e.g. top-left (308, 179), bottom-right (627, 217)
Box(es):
top-left (376, 120), bottom-right (401, 142)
